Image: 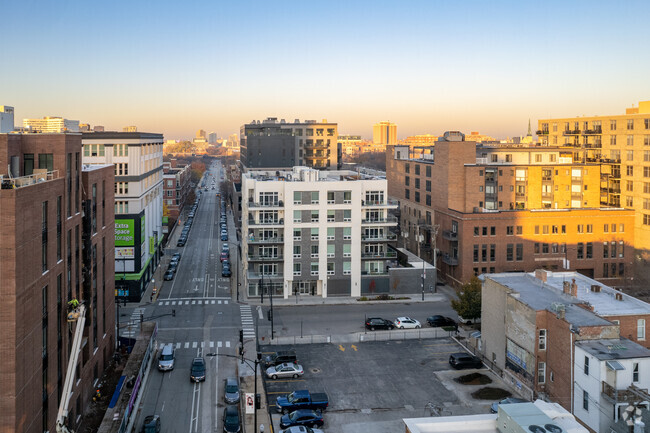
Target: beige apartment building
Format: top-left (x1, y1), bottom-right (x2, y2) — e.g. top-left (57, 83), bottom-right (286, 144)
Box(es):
top-left (538, 101), bottom-right (650, 279)
top-left (386, 132), bottom-right (635, 287)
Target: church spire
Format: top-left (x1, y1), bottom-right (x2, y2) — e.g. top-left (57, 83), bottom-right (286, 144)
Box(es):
top-left (527, 119), bottom-right (532, 136)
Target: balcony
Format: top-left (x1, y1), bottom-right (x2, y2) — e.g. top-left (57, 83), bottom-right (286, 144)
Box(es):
top-left (608, 187), bottom-right (621, 194)
top-left (584, 143), bottom-right (602, 149)
top-left (1, 170), bottom-right (59, 189)
top-left (583, 127), bottom-right (602, 135)
top-left (247, 271), bottom-right (284, 280)
top-left (247, 200), bottom-right (283, 209)
top-left (304, 142), bottom-right (329, 150)
top-left (247, 218), bottom-right (284, 227)
top-left (304, 153), bottom-right (328, 160)
top-left (361, 199), bottom-right (399, 208)
top-left (361, 233), bottom-right (397, 242)
top-left (442, 230), bottom-right (458, 241)
top-left (536, 130), bottom-right (549, 135)
top-left (361, 250), bottom-right (397, 259)
top-left (247, 254), bottom-right (284, 262)
top-left (601, 382), bottom-right (647, 404)
top-left (442, 253), bottom-right (458, 266)
top-left (247, 236), bottom-right (284, 244)
top-left (361, 216), bottom-right (398, 225)
top-left (563, 129), bottom-right (581, 135)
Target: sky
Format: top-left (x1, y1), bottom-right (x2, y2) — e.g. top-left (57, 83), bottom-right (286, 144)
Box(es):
top-left (1, 0), bottom-right (649, 141)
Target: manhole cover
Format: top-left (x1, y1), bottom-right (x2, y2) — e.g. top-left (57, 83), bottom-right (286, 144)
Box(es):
top-left (310, 367), bottom-right (321, 374)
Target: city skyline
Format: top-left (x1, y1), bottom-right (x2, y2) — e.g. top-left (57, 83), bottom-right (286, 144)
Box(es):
top-left (2, 0), bottom-right (649, 140)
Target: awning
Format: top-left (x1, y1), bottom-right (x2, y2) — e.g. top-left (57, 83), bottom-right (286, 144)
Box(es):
top-left (606, 360), bottom-right (625, 371)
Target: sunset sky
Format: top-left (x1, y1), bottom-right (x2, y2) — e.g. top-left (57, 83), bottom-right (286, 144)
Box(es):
top-left (2, 0), bottom-right (649, 141)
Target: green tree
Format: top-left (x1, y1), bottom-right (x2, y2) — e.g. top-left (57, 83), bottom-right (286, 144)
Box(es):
top-left (451, 276), bottom-right (482, 320)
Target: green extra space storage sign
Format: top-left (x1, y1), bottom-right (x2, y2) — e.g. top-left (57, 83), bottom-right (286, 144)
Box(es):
top-left (115, 219), bottom-right (135, 246)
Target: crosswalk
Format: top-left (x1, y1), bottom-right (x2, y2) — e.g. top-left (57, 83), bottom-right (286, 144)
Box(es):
top-left (123, 307), bottom-right (146, 338)
top-left (240, 305), bottom-right (255, 339)
top-left (164, 340), bottom-right (233, 350)
top-left (157, 299), bottom-right (229, 306)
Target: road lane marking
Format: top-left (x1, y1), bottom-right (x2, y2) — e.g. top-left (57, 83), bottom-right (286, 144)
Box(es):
top-left (226, 341), bottom-right (230, 348)
top-left (185, 342), bottom-right (189, 349)
top-left (338, 345), bottom-right (345, 352)
top-left (192, 342), bottom-right (198, 348)
top-left (351, 345), bottom-right (358, 351)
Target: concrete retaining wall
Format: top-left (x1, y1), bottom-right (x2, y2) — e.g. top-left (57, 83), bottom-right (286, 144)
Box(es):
top-left (266, 328), bottom-right (456, 346)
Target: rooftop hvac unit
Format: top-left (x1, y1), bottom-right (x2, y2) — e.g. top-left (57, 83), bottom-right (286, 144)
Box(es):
top-left (497, 403), bottom-right (566, 433)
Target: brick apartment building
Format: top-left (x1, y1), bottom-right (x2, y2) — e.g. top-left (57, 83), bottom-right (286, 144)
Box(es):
top-left (0, 133), bottom-right (115, 433)
top-left (162, 159), bottom-right (191, 231)
top-left (481, 270), bottom-right (650, 432)
top-left (386, 132), bottom-right (635, 287)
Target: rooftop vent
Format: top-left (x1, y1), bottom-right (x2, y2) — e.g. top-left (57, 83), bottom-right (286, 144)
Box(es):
top-left (590, 285), bottom-right (601, 293)
top-left (615, 293), bottom-right (623, 301)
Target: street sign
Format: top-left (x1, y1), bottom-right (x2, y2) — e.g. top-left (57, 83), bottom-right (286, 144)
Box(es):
top-left (245, 393), bottom-right (254, 414)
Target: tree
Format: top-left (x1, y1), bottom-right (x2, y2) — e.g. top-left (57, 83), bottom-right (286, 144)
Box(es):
top-left (451, 276), bottom-right (482, 320)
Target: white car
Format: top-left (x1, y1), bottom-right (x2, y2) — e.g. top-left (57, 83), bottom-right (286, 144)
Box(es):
top-left (394, 317), bottom-right (421, 329)
top-left (266, 363), bottom-right (304, 379)
top-left (280, 426), bottom-right (323, 433)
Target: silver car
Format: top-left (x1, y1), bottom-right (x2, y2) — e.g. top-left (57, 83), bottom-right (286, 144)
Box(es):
top-left (266, 363), bottom-right (304, 379)
top-left (280, 426), bottom-right (323, 433)
top-left (394, 317), bottom-right (421, 329)
top-left (224, 377), bottom-right (240, 404)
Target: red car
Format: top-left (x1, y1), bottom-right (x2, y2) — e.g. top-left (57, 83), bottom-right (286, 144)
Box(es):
top-left (220, 251), bottom-right (229, 262)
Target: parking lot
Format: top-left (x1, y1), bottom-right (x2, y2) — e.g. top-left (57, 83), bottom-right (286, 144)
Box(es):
top-left (261, 337), bottom-right (503, 433)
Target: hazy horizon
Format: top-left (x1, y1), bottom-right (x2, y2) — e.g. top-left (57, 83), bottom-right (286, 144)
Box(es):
top-left (2, 0), bottom-right (649, 141)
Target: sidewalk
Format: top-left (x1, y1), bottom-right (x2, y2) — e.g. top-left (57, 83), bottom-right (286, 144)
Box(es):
top-left (247, 291), bottom-right (448, 307)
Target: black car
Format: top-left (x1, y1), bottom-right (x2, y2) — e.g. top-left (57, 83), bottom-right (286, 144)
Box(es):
top-left (177, 238), bottom-right (186, 247)
top-left (164, 270), bottom-right (175, 281)
top-left (172, 252), bottom-right (181, 261)
top-left (426, 315), bottom-right (458, 330)
top-left (264, 350), bottom-right (297, 367)
top-left (223, 405), bottom-right (240, 433)
top-left (222, 267), bottom-right (231, 278)
top-left (141, 415), bottom-right (161, 433)
top-left (365, 317), bottom-right (395, 331)
top-left (279, 409), bottom-right (324, 429)
top-left (190, 357), bottom-right (206, 382)
top-left (168, 262), bottom-right (178, 273)
top-left (449, 352), bottom-right (483, 369)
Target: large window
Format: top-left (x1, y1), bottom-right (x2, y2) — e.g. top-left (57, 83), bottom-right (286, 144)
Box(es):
top-left (638, 319), bottom-right (646, 340)
top-left (538, 362), bottom-right (546, 384)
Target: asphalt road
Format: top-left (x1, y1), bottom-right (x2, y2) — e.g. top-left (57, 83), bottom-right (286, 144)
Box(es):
top-left (134, 160), bottom-right (243, 433)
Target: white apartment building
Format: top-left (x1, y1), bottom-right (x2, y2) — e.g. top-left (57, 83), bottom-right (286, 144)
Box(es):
top-left (574, 339), bottom-right (650, 433)
top-left (81, 131), bottom-right (164, 301)
top-left (242, 167), bottom-right (397, 298)
top-left (23, 116), bottom-right (80, 133)
top-left (0, 105), bottom-right (14, 133)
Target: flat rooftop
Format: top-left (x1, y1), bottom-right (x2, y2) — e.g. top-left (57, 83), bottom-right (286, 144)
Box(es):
top-left (244, 167), bottom-right (386, 182)
top-left (576, 338), bottom-right (650, 361)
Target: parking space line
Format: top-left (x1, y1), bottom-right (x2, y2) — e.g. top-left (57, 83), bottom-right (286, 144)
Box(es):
top-left (267, 379), bottom-right (306, 383)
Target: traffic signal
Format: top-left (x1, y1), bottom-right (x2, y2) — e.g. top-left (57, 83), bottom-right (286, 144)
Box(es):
top-left (239, 329), bottom-right (243, 345)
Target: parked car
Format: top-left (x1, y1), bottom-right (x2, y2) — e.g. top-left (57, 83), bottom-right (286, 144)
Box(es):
top-left (163, 270), bottom-right (175, 281)
top-left (266, 363), bottom-right (304, 379)
top-left (190, 357), bottom-right (206, 382)
top-left (394, 317), bottom-right (421, 329)
top-left (264, 350), bottom-right (297, 368)
top-left (220, 251), bottom-right (229, 262)
top-left (222, 267), bottom-right (231, 278)
top-left (276, 390), bottom-right (328, 414)
top-left (177, 238), bottom-right (186, 247)
top-left (167, 262), bottom-right (178, 273)
top-left (449, 352), bottom-right (483, 370)
top-left (490, 397), bottom-right (528, 413)
top-left (223, 405), bottom-right (240, 433)
top-left (426, 315), bottom-right (458, 330)
top-left (279, 409), bottom-right (324, 429)
top-left (365, 317), bottom-right (395, 330)
top-left (224, 377), bottom-right (240, 404)
top-left (458, 316), bottom-right (481, 325)
top-left (221, 233), bottom-right (228, 241)
top-left (280, 427), bottom-right (323, 433)
top-left (158, 344), bottom-right (175, 371)
top-left (222, 244), bottom-right (230, 253)
top-left (141, 415), bottom-right (161, 433)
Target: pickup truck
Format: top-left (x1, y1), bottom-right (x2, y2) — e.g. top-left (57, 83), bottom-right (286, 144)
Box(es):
top-left (276, 390), bottom-right (329, 414)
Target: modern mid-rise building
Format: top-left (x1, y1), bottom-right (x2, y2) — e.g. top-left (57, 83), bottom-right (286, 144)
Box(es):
top-left (122, 125), bottom-right (137, 132)
top-left (401, 134), bottom-right (438, 147)
top-left (386, 132), bottom-right (636, 287)
top-left (82, 131), bottom-right (164, 301)
top-left (373, 120), bottom-right (397, 146)
top-left (23, 116), bottom-right (80, 133)
top-left (240, 118), bottom-right (338, 170)
top-left (241, 167), bottom-right (397, 298)
top-left (1, 105), bottom-right (14, 133)
top-left (162, 159), bottom-right (191, 231)
top-left (537, 100), bottom-right (650, 284)
top-left (481, 270), bottom-right (650, 432)
top-left (0, 132), bottom-right (115, 433)
top-left (208, 131), bottom-right (217, 144)
top-left (338, 135), bottom-right (362, 158)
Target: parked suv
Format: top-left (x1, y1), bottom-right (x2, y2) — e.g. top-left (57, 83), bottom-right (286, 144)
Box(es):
top-left (264, 350), bottom-right (297, 368)
top-left (448, 352), bottom-right (482, 369)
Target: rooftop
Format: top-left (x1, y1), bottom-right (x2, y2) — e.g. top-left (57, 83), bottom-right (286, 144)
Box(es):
top-left (0, 170), bottom-right (59, 189)
top-left (244, 167), bottom-right (386, 183)
top-left (81, 131), bottom-right (163, 140)
top-left (82, 164), bottom-right (113, 172)
top-left (576, 338), bottom-right (650, 361)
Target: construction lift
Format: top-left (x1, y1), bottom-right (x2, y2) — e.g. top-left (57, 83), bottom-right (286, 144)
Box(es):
top-left (55, 303), bottom-right (87, 433)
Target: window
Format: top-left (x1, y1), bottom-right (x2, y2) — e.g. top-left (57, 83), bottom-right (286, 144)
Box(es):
top-left (293, 210), bottom-right (301, 223)
top-left (343, 210), bottom-right (351, 222)
top-left (405, 176), bottom-right (410, 186)
top-left (474, 227), bottom-right (479, 236)
top-left (293, 191), bottom-right (302, 205)
top-left (628, 135), bottom-right (635, 146)
top-left (343, 244), bottom-right (351, 257)
top-left (42, 201), bottom-right (48, 272)
top-left (415, 178), bottom-right (420, 189)
top-left (638, 319), bottom-right (646, 340)
top-left (611, 135), bottom-right (617, 145)
top-left (311, 245), bottom-right (319, 258)
top-left (293, 245), bottom-right (301, 258)
top-left (343, 262), bottom-right (351, 275)
top-left (327, 244), bottom-right (335, 258)
top-left (584, 356), bottom-right (589, 375)
top-left (310, 262), bottom-right (319, 276)
top-left (583, 390), bottom-right (589, 411)
top-left (426, 166), bottom-right (431, 177)
top-left (506, 244), bottom-right (513, 261)
top-left (516, 226), bottom-right (523, 235)
top-left (506, 226), bottom-right (513, 235)
top-left (586, 224), bottom-right (592, 234)
top-left (577, 224), bottom-right (584, 234)
top-left (473, 245), bottom-right (479, 262)
top-left (327, 227), bottom-right (335, 240)
top-left (481, 244), bottom-right (487, 261)
top-left (310, 191), bottom-right (319, 204)
top-left (311, 210), bottom-right (319, 222)
top-left (405, 189), bottom-right (410, 199)
top-left (293, 263), bottom-right (301, 276)
top-left (490, 226), bottom-right (495, 236)
top-left (310, 228), bottom-right (319, 240)
top-left (425, 195), bottom-right (431, 206)
top-left (343, 227), bottom-right (351, 240)
top-left (327, 262), bottom-right (335, 275)
top-left (628, 119), bottom-right (634, 130)
top-left (516, 244), bottom-right (523, 261)
top-left (293, 229), bottom-right (301, 241)
top-left (634, 363), bottom-right (640, 382)
top-left (426, 180), bottom-right (431, 192)
top-left (415, 191), bottom-right (420, 202)
top-left (490, 244), bottom-right (495, 261)
top-left (627, 180), bottom-right (634, 192)
top-left (538, 362), bottom-right (546, 385)
top-left (577, 242), bottom-right (584, 259)
top-left (327, 191), bottom-right (335, 204)
top-left (343, 191), bottom-right (351, 203)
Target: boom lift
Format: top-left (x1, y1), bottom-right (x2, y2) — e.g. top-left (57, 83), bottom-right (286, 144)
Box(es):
top-left (55, 304), bottom-right (87, 433)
